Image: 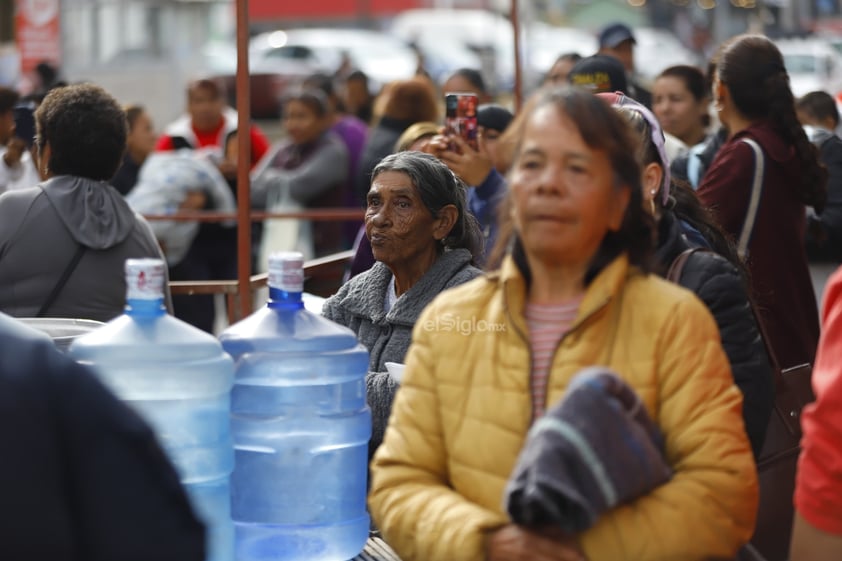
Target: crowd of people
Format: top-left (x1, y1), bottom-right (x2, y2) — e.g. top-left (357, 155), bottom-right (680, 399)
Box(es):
top-left (0, 19), bottom-right (841, 561)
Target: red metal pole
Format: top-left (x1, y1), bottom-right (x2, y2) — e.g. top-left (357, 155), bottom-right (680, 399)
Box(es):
top-left (235, 0), bottom-right (253, 320)
top-left (510, 0), bottom-right (522, 112)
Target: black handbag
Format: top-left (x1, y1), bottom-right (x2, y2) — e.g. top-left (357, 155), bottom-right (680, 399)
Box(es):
top-left (750, 357), bottom-right (813, 561)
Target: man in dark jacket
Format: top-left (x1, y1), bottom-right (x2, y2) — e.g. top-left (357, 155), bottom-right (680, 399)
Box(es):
top-left (796, 91), bottom-right (842, 263)
top-left (596, 22), bottom-right (652, 109)
top-left (0, 314), bottom-right (205, 560)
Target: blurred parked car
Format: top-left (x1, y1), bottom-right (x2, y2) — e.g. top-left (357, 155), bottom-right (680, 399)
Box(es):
top-left (200, 40), bottom-right (318, 119)
top-left (390, 9), bottom-right (517, 93)
top-left (249, 28), bottom-right (418, 93)
top-left (777, 37), bottom-right (842, 98)
top-left (409, 35), bottom-right (483, 85)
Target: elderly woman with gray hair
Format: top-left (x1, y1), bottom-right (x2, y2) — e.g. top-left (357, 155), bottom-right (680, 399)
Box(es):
top-left (322, 151), bottom-right (484, 458)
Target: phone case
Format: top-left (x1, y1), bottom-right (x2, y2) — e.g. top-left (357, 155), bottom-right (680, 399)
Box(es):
top-left (444, 92), bottom-right (478, 151)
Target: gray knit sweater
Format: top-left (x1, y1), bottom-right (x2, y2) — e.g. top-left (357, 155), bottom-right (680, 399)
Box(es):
top-left (323, 248), bottom-right (481, 457)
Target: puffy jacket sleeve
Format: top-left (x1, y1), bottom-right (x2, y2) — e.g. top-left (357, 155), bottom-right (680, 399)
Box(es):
top-left (580, 293), bottom-right (759, 561)
top-left (683, 252), bottom-right (774, 457)
top-left (368, 300), bottom-right (508, 561)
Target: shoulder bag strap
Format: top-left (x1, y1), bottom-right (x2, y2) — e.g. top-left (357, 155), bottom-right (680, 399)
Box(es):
top-left (737, 138), bottom-right (765, 260)
top-left (665, 247), bottom-right (703, 284)
top-left (37, 244), bottom-right (87, 317)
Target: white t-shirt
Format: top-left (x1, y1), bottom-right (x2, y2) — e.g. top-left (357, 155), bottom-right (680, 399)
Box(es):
top-left (0, 148), bottom-right (40, 194)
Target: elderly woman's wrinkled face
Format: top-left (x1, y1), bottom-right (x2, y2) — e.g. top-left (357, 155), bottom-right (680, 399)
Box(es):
top-left (510, 104), bottom-right (629, 268)
top-left (365, 171), bottom-right (443, 270)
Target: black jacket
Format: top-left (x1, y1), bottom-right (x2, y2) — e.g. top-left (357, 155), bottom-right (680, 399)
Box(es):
top-left (0, 314), bottom-right (205, 560)
top-left (656, 211), bottom-right (774, 457)
top-left (806, 128), bottom-right (842, 262)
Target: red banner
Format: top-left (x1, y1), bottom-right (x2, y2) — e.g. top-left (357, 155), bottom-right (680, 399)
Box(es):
top-left (15, 0), bottom-right (62, 76)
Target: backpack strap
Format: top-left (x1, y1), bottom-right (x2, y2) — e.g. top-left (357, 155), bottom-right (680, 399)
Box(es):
top-left (665, 247), bottom-right (703, 284)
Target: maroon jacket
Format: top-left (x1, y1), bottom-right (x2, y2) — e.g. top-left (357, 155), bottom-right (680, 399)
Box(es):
top-left (698, 121), bottom-right (819, 370)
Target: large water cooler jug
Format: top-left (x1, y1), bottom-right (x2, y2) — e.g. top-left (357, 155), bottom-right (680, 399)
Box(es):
top-left (69, 259), bottom-right (235, 561)
top-left (219, 252), bottom-right (371, 561)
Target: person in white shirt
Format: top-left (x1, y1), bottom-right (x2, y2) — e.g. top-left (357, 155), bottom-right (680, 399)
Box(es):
top-left (0, 88), bottom-right (40, 193)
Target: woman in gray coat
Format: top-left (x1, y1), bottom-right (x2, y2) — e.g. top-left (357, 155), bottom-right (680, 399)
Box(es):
top-left (0, 84), bottom-right (168, 322)
top-left (323, 151), bottom-right (484, 458)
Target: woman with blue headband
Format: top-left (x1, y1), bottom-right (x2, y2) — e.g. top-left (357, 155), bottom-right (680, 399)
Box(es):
top-left (600, 91), bottom-right (774, 458)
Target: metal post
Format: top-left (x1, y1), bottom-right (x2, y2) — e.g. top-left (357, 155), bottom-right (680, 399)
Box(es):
top-left (510, 0), bottom-right (523, 111)
top-left (235, 0), bottom-right (252, 320)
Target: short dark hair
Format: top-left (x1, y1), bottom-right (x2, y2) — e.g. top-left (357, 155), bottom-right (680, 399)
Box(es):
top-left (304, 73), bottom-right (336, 98)
top-left (491, 87), bottom-right (655, 279)
top-left (0, 87), bottom-right (19, 114)
top-left (282, 88), bottom-right (329, 118)
top-left (187, 78), bottom-right (225, 101)
top-left (445, 68), bottom-right (487, 95)
top-left (657, 65), bottom-right (710, 128)
top-left (124, 104), bottom-right (146, 131)
top-left (372, 151), bottom-right (484, 264)
top-left (36, 83), bottom-right (127, 181)
top-left (796, 90), bottom-right (840, 128)
top-left (347, 70), bottom-right (369, 85)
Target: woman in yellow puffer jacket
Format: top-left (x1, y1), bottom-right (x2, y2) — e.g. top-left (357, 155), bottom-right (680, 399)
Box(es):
top-left (369, 87), bottom-right (758, 561)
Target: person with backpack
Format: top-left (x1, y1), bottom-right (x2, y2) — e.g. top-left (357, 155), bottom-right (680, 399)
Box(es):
top-left (602, 91), bottom-right (774, 458)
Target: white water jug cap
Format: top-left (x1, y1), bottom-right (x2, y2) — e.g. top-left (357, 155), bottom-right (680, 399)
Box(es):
top-left (268, 252), bottom-right (304, 292)
top-left (125, 258), bottom-right (166, 300)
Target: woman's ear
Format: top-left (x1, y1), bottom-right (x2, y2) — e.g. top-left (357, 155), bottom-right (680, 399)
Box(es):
top-left (433, 204), bottom-right (459, 241)
top-left (642, 163), bottom-right (663, 206)
top-left (38, 141), bottom-right (52, 180)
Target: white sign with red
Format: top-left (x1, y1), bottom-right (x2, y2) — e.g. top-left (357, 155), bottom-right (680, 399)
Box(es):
top-left (15, 0), bottom-right (62, 75)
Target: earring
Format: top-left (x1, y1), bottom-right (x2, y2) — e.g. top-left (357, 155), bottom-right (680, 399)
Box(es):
top-left (650, 198), bottom-right (656, 215)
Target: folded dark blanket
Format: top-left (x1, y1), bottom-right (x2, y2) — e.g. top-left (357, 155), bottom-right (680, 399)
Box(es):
top-left (504, 367), bottom-right (672, 532)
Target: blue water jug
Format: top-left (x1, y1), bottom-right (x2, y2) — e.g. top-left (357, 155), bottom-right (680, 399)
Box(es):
top-left (219, 252), bottom-right (370, 561)
top-left (69, 259), bottom-right (235, 561)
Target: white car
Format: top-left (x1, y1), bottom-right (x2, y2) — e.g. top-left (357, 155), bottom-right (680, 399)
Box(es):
top-left (777, 38), bottom-right (842, 99)
top-left (389, 9), bottom-right (517, 92)
top-left (249, 28), bottom-right (419, 91)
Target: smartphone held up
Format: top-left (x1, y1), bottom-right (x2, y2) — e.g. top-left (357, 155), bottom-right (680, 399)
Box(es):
top-left (12, 103), bottom-right (36, 148)
top-left (444, 92), bottom-right (478, 152)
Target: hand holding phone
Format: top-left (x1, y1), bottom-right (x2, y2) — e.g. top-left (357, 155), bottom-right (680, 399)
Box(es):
top-left (444, 92), bottom-right (478, 153)
top-left (12, 104), bottom-right (36, 149)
